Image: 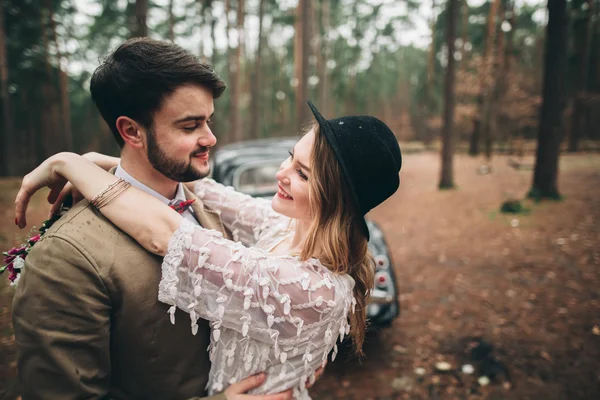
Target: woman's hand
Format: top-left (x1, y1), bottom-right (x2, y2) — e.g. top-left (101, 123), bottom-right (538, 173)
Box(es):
top-left (48, 181), bottom-right (83, 217)
top-left (15, 153), bottom-right (70, 228)
top-left (47, 152), bottom-right (118, 216)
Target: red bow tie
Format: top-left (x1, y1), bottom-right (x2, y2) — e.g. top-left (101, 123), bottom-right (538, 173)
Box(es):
top-left (170, 199), bottom-right (195, 214)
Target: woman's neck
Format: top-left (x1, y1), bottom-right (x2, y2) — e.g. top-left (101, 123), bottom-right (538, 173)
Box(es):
top-left (290, 218), bottom-right (312, 254)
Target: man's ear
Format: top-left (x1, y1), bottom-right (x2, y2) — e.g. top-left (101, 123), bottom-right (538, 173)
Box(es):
top-left (116, 116), bottom-right (145, 148)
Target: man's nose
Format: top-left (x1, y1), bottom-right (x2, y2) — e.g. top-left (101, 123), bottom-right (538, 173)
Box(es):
top-left (200, 126), bottom-right (217, 147)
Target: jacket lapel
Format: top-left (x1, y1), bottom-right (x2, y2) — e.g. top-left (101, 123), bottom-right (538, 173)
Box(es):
top-left (183, 185), bottom-right (229, 238)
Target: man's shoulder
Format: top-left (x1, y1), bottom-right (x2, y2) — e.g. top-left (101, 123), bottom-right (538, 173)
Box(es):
top-left (39, 201), bottom-right (128, 253)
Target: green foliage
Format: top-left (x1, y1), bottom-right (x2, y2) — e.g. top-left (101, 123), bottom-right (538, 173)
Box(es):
top-left (500, 199), bottom-right (530, 214)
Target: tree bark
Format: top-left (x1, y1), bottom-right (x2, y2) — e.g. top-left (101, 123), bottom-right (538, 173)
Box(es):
top-left (497, 1), bottom-right (515, 151)
top-left (423, 0), bottom-right (436, 146)
top-left (249, 0), bottom-right (265, 139)
top-left (295, 0), bottom-right (312, 130)
top-left (529, 0), bottom-right (568, 200)
top-left (568, 0), bottom-right (594, 152)
top-left (209, 1), bottom-right (217, 66)
top-left (224, 0), bottom-right (233, 144)
top-left (49, 4), bottom-right (72, 152)
top-left (169, 0), bottom-right (175, 42)
top-left (0, 1), bottom-right (16, 176)
top-left (460, 0), bottom-right (469, 61)
top-left (41, 2), bottom-right (61, 159)
top-left (232, 0), bottom-right (245, 142)
top-left (318, 0), bottom-right (330, 117)
top-left (468, 0), bottom-right (501, 157)
top-left (131, 0), bottom-right (148, 37)
top-left (439, 0), bottom-right (458, 189)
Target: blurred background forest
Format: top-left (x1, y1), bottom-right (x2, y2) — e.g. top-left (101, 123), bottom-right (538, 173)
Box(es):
top-left (0, 0), bottom-right (598, 178)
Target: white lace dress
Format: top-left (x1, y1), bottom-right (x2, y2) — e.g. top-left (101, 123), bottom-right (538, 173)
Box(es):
top-left (158, 179), bottom-right (356, 399)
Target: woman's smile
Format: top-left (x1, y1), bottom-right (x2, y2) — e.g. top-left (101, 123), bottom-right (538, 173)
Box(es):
top-left (277, 184), bottom-right (293, 200)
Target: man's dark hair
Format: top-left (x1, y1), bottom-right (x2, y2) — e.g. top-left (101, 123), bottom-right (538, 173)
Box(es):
top-left (90, 37), bottom-right (226, 148)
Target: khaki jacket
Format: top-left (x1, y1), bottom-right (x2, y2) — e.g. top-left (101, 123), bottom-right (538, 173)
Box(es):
top-left (12, 186), bottom-right (227, 400)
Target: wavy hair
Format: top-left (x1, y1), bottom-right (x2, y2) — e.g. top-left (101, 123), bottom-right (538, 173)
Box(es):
top-left (299, 122), bottom-right (375, 357)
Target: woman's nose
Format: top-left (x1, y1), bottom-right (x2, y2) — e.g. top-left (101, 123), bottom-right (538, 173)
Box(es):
top-left (276, 161), bottom-right (291, 183)
top-left (276, 169), bottom-right (289, 183)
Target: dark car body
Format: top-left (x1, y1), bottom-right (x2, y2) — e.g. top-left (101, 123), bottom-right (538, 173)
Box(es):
top-left (210, 138), bottom-right (400, 328)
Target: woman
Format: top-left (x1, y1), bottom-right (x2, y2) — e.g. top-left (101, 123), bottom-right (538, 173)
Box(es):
top-left (15, 102), bottom-right (402, 399)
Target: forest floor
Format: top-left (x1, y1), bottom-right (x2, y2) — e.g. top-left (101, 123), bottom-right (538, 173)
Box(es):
top-left (1, 152), bottom-right (599, 400)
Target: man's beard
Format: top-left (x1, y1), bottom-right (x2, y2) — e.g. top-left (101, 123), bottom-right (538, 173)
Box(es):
top-left (146, 127), bottom-right (210, 182)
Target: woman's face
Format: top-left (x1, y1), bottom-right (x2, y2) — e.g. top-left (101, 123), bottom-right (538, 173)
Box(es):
top-left (272, 129), bottom-right (315, 221)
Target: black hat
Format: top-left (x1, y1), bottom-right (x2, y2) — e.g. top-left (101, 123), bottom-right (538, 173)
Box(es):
top-left (307, 100), bottom-right (402, 240)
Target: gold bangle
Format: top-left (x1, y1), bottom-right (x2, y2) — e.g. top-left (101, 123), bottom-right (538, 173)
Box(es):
top-left (91, 179), bottom-right (131, 210)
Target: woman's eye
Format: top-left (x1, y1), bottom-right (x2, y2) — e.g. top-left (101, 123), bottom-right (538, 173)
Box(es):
top-left (288, 150), bottom-right (294, 159)
top-left (296, 169), bottom-right (308, 181)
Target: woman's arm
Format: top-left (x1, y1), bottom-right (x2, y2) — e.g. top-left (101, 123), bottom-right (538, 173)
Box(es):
top-left (15, 152), bottom-right (345, 343)
top-left (16, 152), bottom-right (180, 256)
top-left (83, 152), bottom-right (120, 171)
top-left (192, 179), bottom-right (288, 245)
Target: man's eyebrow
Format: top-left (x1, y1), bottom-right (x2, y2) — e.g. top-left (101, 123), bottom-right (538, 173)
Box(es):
top-left (174, 113), bottom-right (214, 123)
top-left (291, 146), bottom-right (311, 172)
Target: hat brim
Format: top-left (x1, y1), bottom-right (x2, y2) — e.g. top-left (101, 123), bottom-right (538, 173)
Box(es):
top-left (307, 100), bottom-right (370, 241)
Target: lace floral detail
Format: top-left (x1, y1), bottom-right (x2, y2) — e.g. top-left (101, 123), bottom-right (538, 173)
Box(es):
top-left (158, 180), bottom-right (356, 399)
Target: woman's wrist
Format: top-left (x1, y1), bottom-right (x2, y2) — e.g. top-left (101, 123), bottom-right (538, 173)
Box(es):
top-left (83, 152), bottom-right (120, 171)
top-left (51, 152), bottom-right (81, 180)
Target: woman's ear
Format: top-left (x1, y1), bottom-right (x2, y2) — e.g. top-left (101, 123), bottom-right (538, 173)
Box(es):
top-left (116, 116), bottom-right (145, 148)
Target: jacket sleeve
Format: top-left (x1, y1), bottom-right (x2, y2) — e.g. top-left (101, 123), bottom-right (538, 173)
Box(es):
top-left (194, 178), bottom-right (289, 246)
top-left (12, 234), bottom-right (112, 399)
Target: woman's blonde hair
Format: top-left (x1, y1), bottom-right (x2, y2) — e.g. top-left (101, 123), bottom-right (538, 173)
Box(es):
top-left (300, 122), bottom-right (375, 357)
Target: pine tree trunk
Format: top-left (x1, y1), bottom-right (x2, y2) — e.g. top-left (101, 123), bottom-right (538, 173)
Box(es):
top-left (224, 0), bottom-right (234, 144)
top-left (233, 0), bottom-right (245, 142)
top-left (50, 5), bottom-right (72, 152)
top-left (249, 0), bottom-right (265, 139)
top-left (41, 2), bottom-right (61, 159)
top-left (529, 0), bottom-right (568, 200)
top-left (424, 0), bottom-right (436, 146)
top-left (0, 2), bottom-right (16, 176)
top-left (295, 0), bottom-right (312, 130)
top-left (169, 0), bottom-right (175, 42)
top-left (468, 0), bottom-right (501, 157)
top-left (439, 0), bottom-right (458, 189)
top-left (132, 0), bottom-right (148, 37)
top-left (568, 0), bottom-right (594, 152)
top-left (209, 1), bottom-right (217, 66)
top-left (318, 0), bottom-right (330, 117)
top-left (497, 1), bottom-right (515, 151)
top-left (460, 0), bottom-right (469, 61)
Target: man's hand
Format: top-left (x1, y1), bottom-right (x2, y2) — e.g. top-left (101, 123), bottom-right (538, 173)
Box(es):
top-left (306, 363), bottom-right (326, 389)
top-left (224, 374), bottom-right (292, 400)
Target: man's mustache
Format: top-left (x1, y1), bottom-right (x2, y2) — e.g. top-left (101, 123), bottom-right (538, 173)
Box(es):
top-left (191, 147), bottom-right (210, 157)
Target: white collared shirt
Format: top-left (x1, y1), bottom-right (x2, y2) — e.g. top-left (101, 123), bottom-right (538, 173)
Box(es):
top-left (115, 164), bottom-right (199, 225)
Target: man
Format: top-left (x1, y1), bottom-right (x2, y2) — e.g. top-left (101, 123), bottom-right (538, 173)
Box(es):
top-left (12, 38), bottom-right (290, 400)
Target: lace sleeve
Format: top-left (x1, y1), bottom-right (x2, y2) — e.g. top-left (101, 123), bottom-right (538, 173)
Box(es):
top-left (194, 179), bottom-right (288, 246)
top-left (158, 219), bottom-right (354, 345)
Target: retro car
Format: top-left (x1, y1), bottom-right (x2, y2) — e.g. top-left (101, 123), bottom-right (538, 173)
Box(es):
top-left (210, 138), bottom-right (400, 328)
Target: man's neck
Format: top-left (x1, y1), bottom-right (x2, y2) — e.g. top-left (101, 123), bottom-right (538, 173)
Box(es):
top-left (120, 150), bottom-right (179, 200)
